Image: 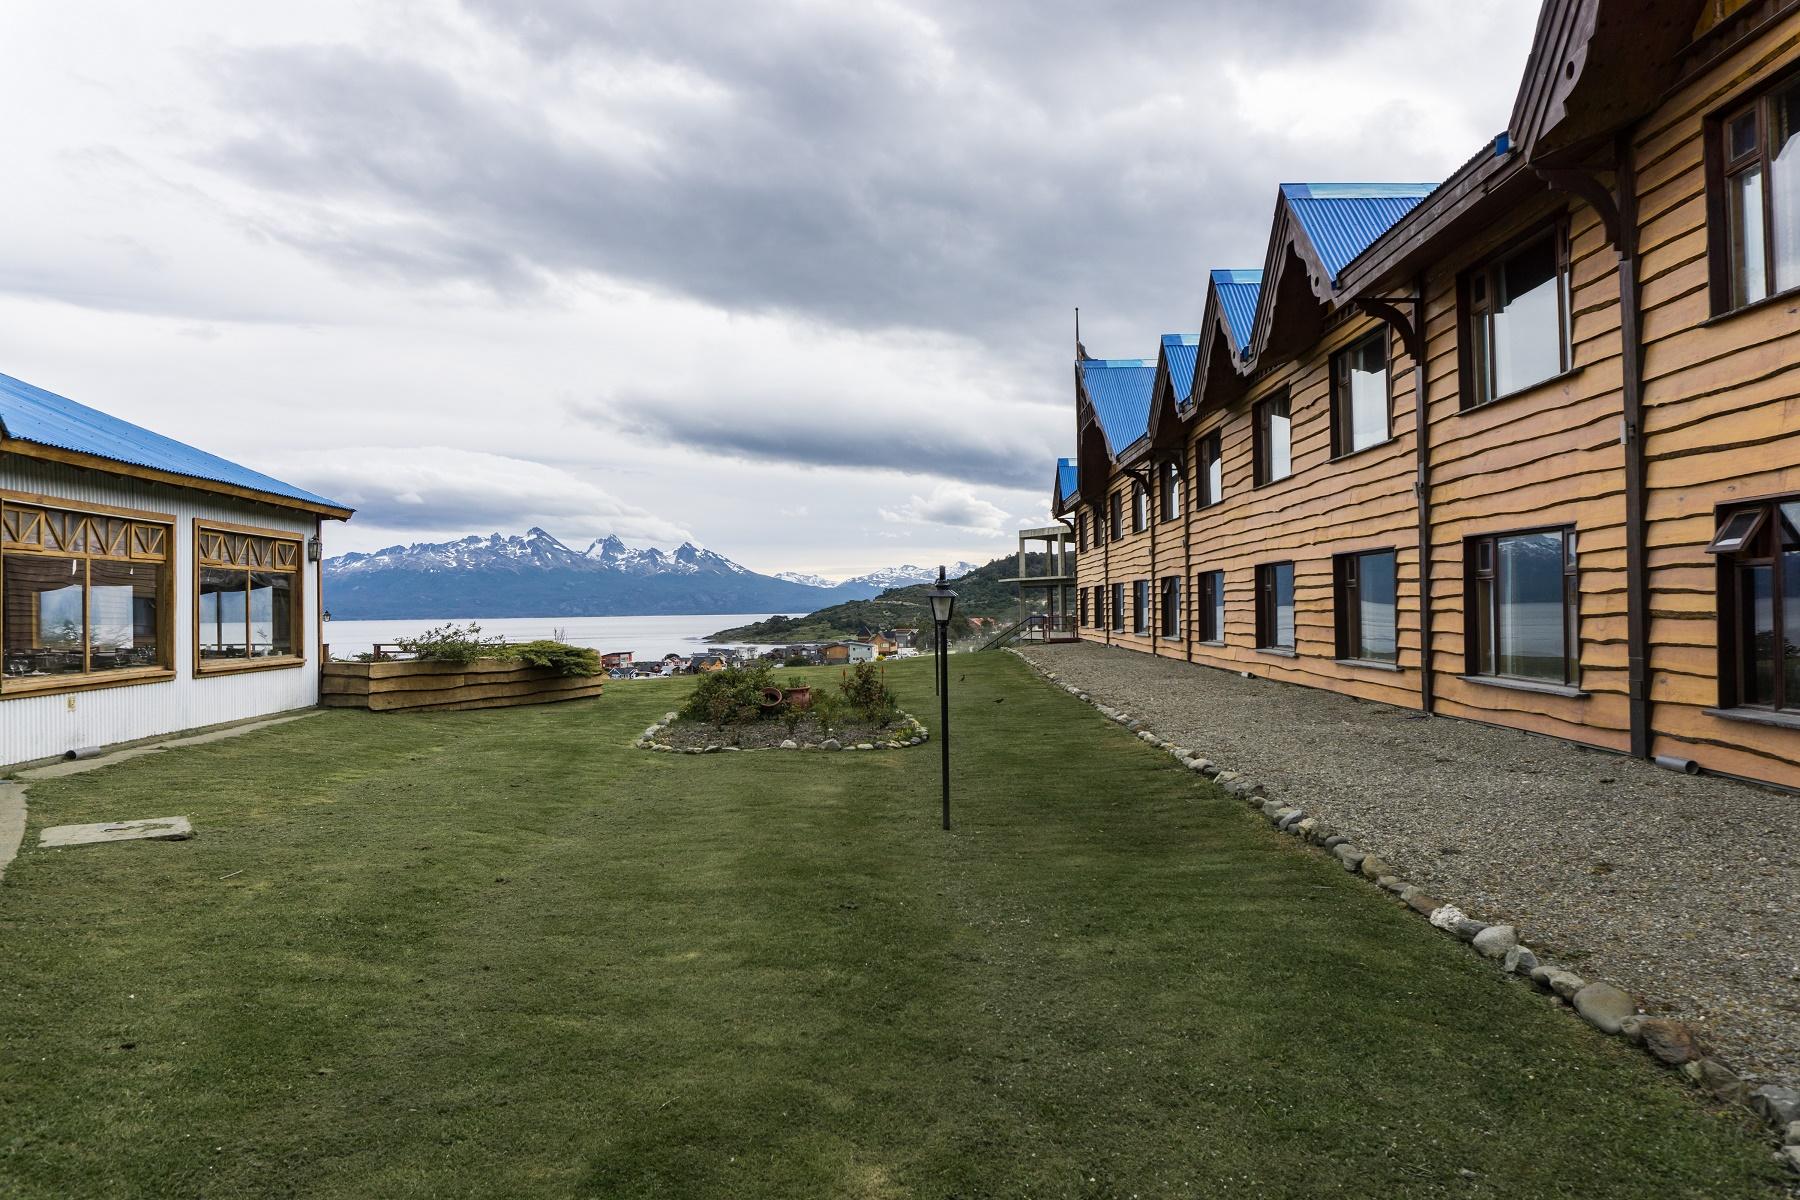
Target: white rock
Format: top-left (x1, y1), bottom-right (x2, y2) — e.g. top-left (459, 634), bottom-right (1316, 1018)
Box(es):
top-left (1428, 905), bottom-right (1467, 932)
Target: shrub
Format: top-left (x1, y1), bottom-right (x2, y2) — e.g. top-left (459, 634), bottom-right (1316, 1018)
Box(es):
top-left (680, 661), bottom-right (780, 728)
top-left (397, 622), bottom-right (506, 665)
top-left (838, 661), bottom-right (899, 727)
top-left (512, 640), bottom-right (601, 677)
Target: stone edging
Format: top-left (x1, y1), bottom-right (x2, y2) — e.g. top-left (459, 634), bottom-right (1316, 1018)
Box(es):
top-left (1006, 649), bottom-right (1800, 1167)
top-left (634, 710), bottom-right (930, 754)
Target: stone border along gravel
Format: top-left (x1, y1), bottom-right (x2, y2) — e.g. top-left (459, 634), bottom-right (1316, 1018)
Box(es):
top-left (634, 711), bottom-right (930, 755)
top-left (1005, 648), bottom-right (1800, 1171)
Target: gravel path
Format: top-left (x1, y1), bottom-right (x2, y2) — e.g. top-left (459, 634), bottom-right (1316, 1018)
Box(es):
top-left (1018, 641), bottom-right (1800, 1090)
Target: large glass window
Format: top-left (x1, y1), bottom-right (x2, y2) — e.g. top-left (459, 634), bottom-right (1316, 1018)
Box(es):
top-left (1717, 78), bottom-right (1800, 310)
top-left (1197, 570), bottom-right (1225, 643)
top-left (1462, 227), bottom-right (1571, 408)
top-left (1131, 483), bottom-right (1149, 534)
top-left (1467, 528), bottom-right (1578, 686)
top-left (1255, 562), bottom-right (1295, 651)
top-left (1332, 333), bottom-right (1389, 456)
top-left (1709, 497), bottom-right (1800, 712)
top-left (1133, 580), bottom-right (1150, 635)
top-left (1, 501), bottom-right (171, 692)
top-left (1196, 431), bottom-right (1223, 508)
top-left (1159, 455), bottom-right (1183, 522)
top-left (1335, 550), bottom-right (1397, 664)
top-left (195, 525), bottom-right (304, 671)
top-left (1254, 393), bottom-right (1292, 485)
top-left (1160, 576), bottom-right (1181, 638)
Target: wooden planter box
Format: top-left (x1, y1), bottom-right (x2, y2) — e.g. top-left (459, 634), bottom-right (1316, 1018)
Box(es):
top-left (320, 658), bottom-right (605, 713)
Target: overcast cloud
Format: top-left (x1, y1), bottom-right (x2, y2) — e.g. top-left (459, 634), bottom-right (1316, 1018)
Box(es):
top-left (0, 1), bottom-right (1534, 578)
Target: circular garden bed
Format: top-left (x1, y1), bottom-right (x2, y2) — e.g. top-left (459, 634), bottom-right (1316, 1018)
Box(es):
top-left (634, 662), bottom-right (927, 754)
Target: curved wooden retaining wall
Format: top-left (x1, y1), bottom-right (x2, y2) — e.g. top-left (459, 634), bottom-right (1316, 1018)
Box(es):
top-left (320, 659), bottom-right (604, 712)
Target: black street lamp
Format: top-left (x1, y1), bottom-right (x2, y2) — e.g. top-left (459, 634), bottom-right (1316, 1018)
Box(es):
top-left (926, 565), bottom-right (958, 830)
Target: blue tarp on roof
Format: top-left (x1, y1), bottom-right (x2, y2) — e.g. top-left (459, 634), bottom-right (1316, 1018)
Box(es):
top-left (1210, 270), bottom-right (1263, 355)
top-left (1160, 334), bottom-right (1199, 405)
top-left (1281, 183), bottom-right (1434, 282)
top-left (0, 371), bottom-right (347, 511)
top-left (1055, 458), bottom-right (1078, 504)
top-left (1080, 357), bottom-right (1156, 452)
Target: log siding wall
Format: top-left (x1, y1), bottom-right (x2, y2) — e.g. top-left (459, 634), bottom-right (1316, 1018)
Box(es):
top-left (1068, 11), bottom-right (1800, 792)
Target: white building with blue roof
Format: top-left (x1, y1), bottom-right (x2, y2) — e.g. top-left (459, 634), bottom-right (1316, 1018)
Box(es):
top-left (1, 371), bottom-right (353, 766)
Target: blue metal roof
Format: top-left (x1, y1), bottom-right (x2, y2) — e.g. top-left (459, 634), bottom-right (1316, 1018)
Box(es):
top-left (1281, 183), bottom-right (1434, 282)
top-left (0, 371), bottom-right (349, 512)
top-left (1079, 357), bottom-right (1157, 452)
top-left (1210, 270), bottom-right (1263, 355)
top-left (1055, 458), bottom-right (1078, 504)
top-left (1160, 334), bottom-right (1199, 405)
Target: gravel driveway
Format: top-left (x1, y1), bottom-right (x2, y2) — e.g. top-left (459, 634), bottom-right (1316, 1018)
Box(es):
top-left (1018, 641), bottom-right (1800, 1091)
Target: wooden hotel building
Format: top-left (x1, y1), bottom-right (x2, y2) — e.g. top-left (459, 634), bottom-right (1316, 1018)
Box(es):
top-left (1056, 0), bottom-right (1800, 791)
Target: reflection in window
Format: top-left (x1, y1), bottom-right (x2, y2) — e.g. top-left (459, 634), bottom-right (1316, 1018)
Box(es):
top-left (1332, 334), bottom-right (1389, 455)
top-left (1468, 528), bottom-right (1579, 686)
top-left (2, 555), bottom-right (86, 678)
top-left (2, 528), bottom-right (168, 685)
top-left (1710, 498), bottom-right (1800, 711)
top-left (1464, 229), bottom-right (1571, 407)
top-left (1257, 562), bottom-right (1295, 650)
top-left (1337, 550), bottom-right (1397, 663)
top-left (88, 559), bottom-right (161, 670)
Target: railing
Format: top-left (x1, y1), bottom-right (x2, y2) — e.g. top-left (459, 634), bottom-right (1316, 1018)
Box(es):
top-left (1017, 616), bottom-right (1080, 643)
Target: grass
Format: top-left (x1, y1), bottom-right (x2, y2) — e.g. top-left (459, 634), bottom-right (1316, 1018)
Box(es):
top-left (0, 653), bottom-right (1787, 1199)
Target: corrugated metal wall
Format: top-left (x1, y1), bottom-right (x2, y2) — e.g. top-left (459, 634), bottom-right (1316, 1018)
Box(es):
top-left (1, 455), bottom-right (323, 766)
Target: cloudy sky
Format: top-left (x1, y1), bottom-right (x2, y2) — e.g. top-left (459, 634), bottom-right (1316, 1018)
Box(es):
top-left (0, 1), bottom-right (1536, 578)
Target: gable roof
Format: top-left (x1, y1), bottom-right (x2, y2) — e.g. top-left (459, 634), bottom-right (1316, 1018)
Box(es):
top-left (0, 371), bottom-right (351, 517)
top-left (1077, 356), bottom-right (1157, 455)
top-left (1055, 458), bottom-right (1079, 506)
top-left (1159, 334), bottom-right (1199, 406)
top-left (1209, 270), bottom-right (1263, 356)
top-left (1280, 183), bottom-right (1435, 284)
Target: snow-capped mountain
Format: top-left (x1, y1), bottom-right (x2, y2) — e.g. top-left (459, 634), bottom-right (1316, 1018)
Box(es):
top-left (322, 531), bottom-right (983, 620)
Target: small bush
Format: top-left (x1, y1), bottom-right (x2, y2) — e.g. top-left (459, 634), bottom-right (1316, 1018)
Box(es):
top-left (512, 640), bottom-right (601, 677)
top-left (397, 622), bottom-right (506, 665)
top-left (838, 661), bottom-right (899, 728)
top-left (680, 661), bottom-right (780, 728)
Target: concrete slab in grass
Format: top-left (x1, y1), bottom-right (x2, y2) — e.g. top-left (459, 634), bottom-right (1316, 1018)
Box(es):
top-left (40, 817), bottom-right (194, 849)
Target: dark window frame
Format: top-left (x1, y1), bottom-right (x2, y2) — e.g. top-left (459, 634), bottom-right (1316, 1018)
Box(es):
top-left (1334, 548), bottom-right (1399, 664)
top-left (1705, 65), bottom-right (1800, 316)
top-left (1132, 579), bottom-right (1150, 635)
top-left (1159, 575), bottom-right (1181, 639)
top-left (1130, 480), bottom-right (1149, 534)
top-left (1111, 582), bottom-right (1125, 632)
top-left (1194, 430), bottom-right (1223, 509)
top-left (1158, 454), bottom-right (1184, 523)
top-left (1197, 569), bottom-right (1224, 643)
top-left (1079, 587), bottom-right (1089, 628)
top-left (1710, 493), bottom-right (1800, 712)
top-left (1253, 391), bottom-right (1293, 487)
top-left (1109, 492), bottom-right (1123, 542)
top-left (1076, 511), bottom-right (1087, 552)
top-left (1254, 561), bottom-right (1296, 651)
top-left (1463, 526), bottom-right (1580, 687)
top-left (1330, 330), bottom-right (1391, 458)
top-left (1456, 220), bottom-right (1573, 411)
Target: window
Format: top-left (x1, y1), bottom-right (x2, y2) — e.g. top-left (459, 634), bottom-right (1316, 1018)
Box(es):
top-left (1713, 76), bottom-right (1800, 310)
top-left (1335, 550), bottom-right (1398, 663)
top-left (1131, 482), bottom-right (1149, 533)
top-left (1079, 587), bottom-right (1089, 628)
top-left (1160, 576), bottom-right (1181, 638)
top-left (1254, 392), bottom-right (1292, 486)
top-left (1, 499), bottom-right (172, 694)
top-left (1255, 562), bottom-right (1295, 651)
top-left (1110, 493), bottom-right (1123, 542)
top-left (1709, 497), bottom-right (1800, 712)
top-left (1466, 528), bottom-right (1579, 686)
top-left (1461, 226), bottom-right (1572, 408)
top-left (1111, 583), bottom-right (1125, 632)
top-left (1197, 570), bottom-right (1225, 643)
top-left (195, 523), bottom-right (305, 673)
top-left (1076, 511), bottom-right (1087, 552)
top-left (1132, 580), bottom-right (1150, 635)
top-left (1195, 431), bottom-right (1222, 508)
top-left (1331, 332), bottom-right (1390, 456)
top-left (1158, 455), bottom-right (1183, 522)
top-left (1092, 585), bottom-right (1106, 630)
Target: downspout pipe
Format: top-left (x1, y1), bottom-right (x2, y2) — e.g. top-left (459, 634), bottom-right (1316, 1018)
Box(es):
top-left (1615, 132), bottom-right (1652, 760)
top-left (1412, 282), bottom-right (1434, 716)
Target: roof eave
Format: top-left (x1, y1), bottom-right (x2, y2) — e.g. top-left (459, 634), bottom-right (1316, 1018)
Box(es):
top-left (2, 436), bottom-right (355, 520)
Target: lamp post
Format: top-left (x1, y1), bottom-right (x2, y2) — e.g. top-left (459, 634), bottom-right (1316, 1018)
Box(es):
top-left (926, 566), bottom-right (958, 830)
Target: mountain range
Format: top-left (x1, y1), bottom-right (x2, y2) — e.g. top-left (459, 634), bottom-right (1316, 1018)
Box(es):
top-left (321, 528), bottom-right (979, 620)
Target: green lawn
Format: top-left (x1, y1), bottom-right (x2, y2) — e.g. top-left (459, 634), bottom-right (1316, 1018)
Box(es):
top-left (0, 654), bottom-right (1786, 1198)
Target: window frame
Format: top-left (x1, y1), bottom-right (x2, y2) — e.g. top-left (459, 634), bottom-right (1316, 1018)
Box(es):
top-left (1463, 525), bottom-right (1580, 688)
top-left (1076, 511), bottom-right (1087, 553)
top-left (1079, 587), bottom-right (1089, 629)
top-left (1111, 582), bottom-right (1125, 633)
top-left (1197, 569), bottom-right (1224, 644)
top-left (0, 492), bottom-right (177, 698)
top-left (1329, 331), bottom-right (1391, 458)
top-left (1252, 390), bottom-right (1293, 487)
top-left (1334, 548), bottom-right (1400, 665)
top-left (1457, 221), bottom-right (1573, 411)
top-left (1132, 579), bottom-right (1150, 636)
top-left (1194, 430), bottom-right (1223, 509)
top-left (1709, 493), bottom-right (1800, 713)
top-left (1158, 454), bottom-right (1184, 523)
top-left (1254, 561), bottom-right (1296, 652)
top-left (1130, 480), bottom-right (1149, 534)
top-left (192, 518), bottom-right (308, 677)
top-left (1159, 575), bottom-right (1181, 639)
top-left (1706, 67), bottom-right (1800, 316)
